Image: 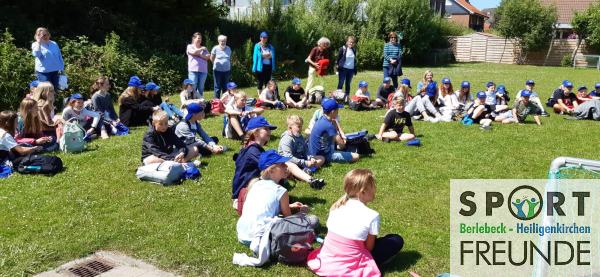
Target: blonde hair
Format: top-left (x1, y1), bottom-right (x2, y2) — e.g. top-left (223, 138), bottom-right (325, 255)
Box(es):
top-left (422, 70), bottom-right (433, 85)
top-left (287, 115), bottom-right (303, 128)
top-left (331, 169), bottom-right (376, 210)
top-left (152, 110), bottom-right (168, 122)
top-left (235, 91), bottom-right (247, 100)
top-left (34, 27), bottom-right (50, 40)
top-left (19, 98), bottom-right (42, 136)
top-left (31, 82), bottom-right (55, 128)
top-left (242, 127), bottom-right (260, 147)
top-left (260, 163), bottom-right (286, 180)
top-left (118, 86), bottom-right (139, 105)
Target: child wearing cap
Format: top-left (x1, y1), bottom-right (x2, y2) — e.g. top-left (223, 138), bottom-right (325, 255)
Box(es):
top-left (220, 81), bottom-right (238, 106)
top-left (466, 91), bottom-right (493, 127)
top-left (590, 83), bottom-right (600, 99)
top-left (406, 82), bottom-right (444, 122)
top-left (278, 115), bottom-right (325, 172)
top-left (453, 81), bottom-right (474, 112)
top-left (285, 78), bottom-right (309, 109)
top-left (516, 80), bottom-right (548, 116)
top-left (224, 91), bottom-right (264, 140)
top-left (258, 80), bottom-right (284, 109)
top-left (308, 98), bottom-right (359, 164)
top-left (500, 90), bottom-right (542, 125)
top-left (175, 103), bottom-right (226, 157)
top-left (351, 81), bottom-right (380, 110)
top-left (141, 110), bottom-right (199, 165)
top-left (374, 78), bottom-right (395, 107)
top-left (376, 96), bottom-right (415, 142)
top-left (304, 92), bottom-right (346, 135)
top-left (118, 76), bottom-right (155, 127)
top-left (180, 78), bottom-right (204, 110)
top-left (391, 79), bottom-right (413, 107)
top-left (62, 93), bottom-right (101, 139)
top-left (551, 80), bottom-right (578, 114)
top-left (576, 86), bottom-right (592, 104)
top-left (484, 81), bottom-right (497, 106)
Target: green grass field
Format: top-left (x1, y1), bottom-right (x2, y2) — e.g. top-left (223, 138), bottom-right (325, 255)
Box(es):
top-left (1, 63), bottom-right (600, 276)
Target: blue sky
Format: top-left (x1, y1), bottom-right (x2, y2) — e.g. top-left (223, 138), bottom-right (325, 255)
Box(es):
top-left (469, 0), bottom-right (501, 10)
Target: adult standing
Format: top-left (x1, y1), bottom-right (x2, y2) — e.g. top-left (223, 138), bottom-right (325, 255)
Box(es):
top-left (210, 35), bottom-right (232, 99)
top-left (305, 37), bottom-right (331, 92)
top-left (382, 32), bottom-right (402, 88)
top-left (336, 36), bottom-right (357, 101)
top-left (252, 31), bottom-right (276, 96)
top-left (187, 32), bottom-right (211, 98)
top-left (31, 27), bottom-right (64, 91)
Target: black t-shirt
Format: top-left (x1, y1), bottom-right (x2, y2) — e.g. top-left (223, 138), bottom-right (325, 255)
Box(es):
top-left (286, 86), bottom-right (305, 102)
top-left (384, 109), bottom-right (412, 133)
top-left (552, 89), bottom-right (577, 106)
top-left (376, 84), bottom-right (396, 101)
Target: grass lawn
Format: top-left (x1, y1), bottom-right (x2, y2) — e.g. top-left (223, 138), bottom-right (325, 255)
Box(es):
top-left (1, 63), bottom-right (600, 276)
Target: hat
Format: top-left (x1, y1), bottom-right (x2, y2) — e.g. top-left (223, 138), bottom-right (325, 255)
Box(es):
top-left (145, 82), bottom-right (158, 91)
top-left (322, 97), bottom-right (344, 113)
top-left (30, 80), bottom-right (39, 88)
top-left (496, 85), bottom-right (506, 94)
top-left (258, 149), bottom-right (291, 171)
top-left (401, 78), bottom-right (411, 88)
top-left (426, 82), bottom-right (437, 97)
top-left (128, 75), bottom-right (142, 87)
top-left (441, 77), bottom-right (451, 84)
top-left (358, 80), bottom-right (368, 88)
top-left (595, 82), bottom-right (600, 89)
top-left (292, 78), bottom-right (301, 85)
top-left (476, 91), bottom-right (487, 98)
top-left (562, 80), bottom-right (573, 88)
top-left (155, 85), bottom-right (161, 91)
top-left (486, 81), bottom-right (495, 88)
top-left (578, 85), bottom-right (587, 91)
top-left (184, 103), bottom-right (204, 121)
top-left (70, 93), bottom-right (84, 100)
top-left (521, 90), bottom-right (532, 97)
top-left (406, 138), bottom-right (421, 147)
top-left (526, 80), bottom-right (535, 86)
top-left (260, 31), bottom-right (268, 38)
top-left (461, 81), bottom-right (470, 88)
top-left (226, 82), bottom-right (237, 90)
top-left (383, 77), bottom-right (391, 84)
top-left (183, 79), bottom-right (194, 86)
top-left (245, 116), bottom-right (277, 132)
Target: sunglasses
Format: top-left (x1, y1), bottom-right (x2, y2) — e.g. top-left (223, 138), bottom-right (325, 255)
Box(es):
top-left (390, 37), bottom-right (397, 39)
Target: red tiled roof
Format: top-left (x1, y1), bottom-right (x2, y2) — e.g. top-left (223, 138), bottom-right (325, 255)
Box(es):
top-left (539, 0), bottom-right (596, 24)
top-left (455, 0), bottom-right (488, 17)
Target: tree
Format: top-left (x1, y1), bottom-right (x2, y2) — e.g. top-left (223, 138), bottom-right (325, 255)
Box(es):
top-left (495, 0), bottom-right (557, 64)
top-left (572, 3), bottom-right (600, 53)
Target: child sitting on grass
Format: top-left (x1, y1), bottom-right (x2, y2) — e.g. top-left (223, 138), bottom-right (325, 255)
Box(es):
top-left (61, 93), bottom-right (101, 139)
top-left (500, 90), bottom-right (542, 125)
top-left (257, 80), bottom-right (285, 109)
top-left (278, 115), bottom-right (325, 173)
top-left (16, 98), bottom-right (58, 151)
top-left (351, 81), bottom-right (381, 110)
top-left (224, 91), bottom-right (263, 140)
top-left (376, 96), bottom-right (416, 142)
top-left (175, 103), bottom-right (226, 157)
top-left (285, 78), bottom-right (309, 109)
top-left (0, 111), bottom-right (43, 162)
top-left (141, 110), bottom-right (199, 165)
top-left (516, 80), bottom-right (548, 116)
top-left (304, 90), bottom-right (346, 136)
top-left (576, 86), bottom-right (593, 104)
top-left (551, 80), bottom-right (578, 115)
top-left (374, 77), bottom-right (395, 107)
top-left (220, 82), bottom-right (238, 106)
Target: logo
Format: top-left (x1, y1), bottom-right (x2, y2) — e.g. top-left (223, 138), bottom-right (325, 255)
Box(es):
top-left (508, 185), bottom-right (543, 220)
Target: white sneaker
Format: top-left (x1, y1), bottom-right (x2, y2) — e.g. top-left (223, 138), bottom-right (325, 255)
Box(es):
top-left (428, 117), bottom-right (439, 123)
top-left (193, 160), bottom-right (201, 167)
top-left (232, 199), bottom-right (238, 209)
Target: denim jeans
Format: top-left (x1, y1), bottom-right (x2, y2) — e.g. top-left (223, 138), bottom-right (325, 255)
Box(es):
top-left (36, 71), bottom-right (60, 91)
top-left (337, 67), bottom-right (354, 97)
top-left (213, 70), bottom-right (231, 99)
top-left (188, 71), bottom-right (208, 97)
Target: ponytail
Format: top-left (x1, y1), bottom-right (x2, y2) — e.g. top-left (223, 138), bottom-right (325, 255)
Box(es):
top-left (330, 193), bottom-right (350, 211)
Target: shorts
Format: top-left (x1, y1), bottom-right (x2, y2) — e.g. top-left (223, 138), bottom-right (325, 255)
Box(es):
top-left (329, 151), bottom-right (354, 163)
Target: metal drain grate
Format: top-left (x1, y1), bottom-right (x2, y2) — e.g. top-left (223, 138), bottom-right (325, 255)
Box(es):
top-left (68, 259), bottom-right (114, 277)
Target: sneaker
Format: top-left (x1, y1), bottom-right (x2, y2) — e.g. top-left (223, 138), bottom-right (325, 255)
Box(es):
top-left (193, 160), bottom-right (202, 167)
top-left (412, 115), bottom-right (421, 120)
top-left (479, 125), bottom-right (492, 131)
top-left (366, 134), bottom-right (376, 141)
top-left (309, 178), bottom-right (325, 190)
top-left (541, 111), bottom-right (549, 117)
top-left (428, 117), bottom-right (439, 123)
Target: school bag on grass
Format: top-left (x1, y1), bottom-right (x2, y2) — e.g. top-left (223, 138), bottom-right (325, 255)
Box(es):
top-left (344, 130), bottom-right (375, 156)
top-left (14, 154), bottom-right (63, 175)
top-left (270, 213), bottom-right (316, 264)
top-left (136, 161), bottom-right (185, 185)
top-left (59, 119), bottom-right (86, 153)
top-left (308, 86), bottom-right (325, 104)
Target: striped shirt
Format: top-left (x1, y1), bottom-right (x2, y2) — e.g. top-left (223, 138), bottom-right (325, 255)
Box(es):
top-left (382, 42), bottom-right (402, 67)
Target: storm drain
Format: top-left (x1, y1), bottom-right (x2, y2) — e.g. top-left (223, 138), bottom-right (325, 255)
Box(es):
top-left (67, 259), bottom-right (114, 277)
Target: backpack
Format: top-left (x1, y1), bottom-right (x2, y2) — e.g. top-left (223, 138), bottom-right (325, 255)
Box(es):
top-left (344, 130), bottom-right (375, 156)
top-left (59, 119), bottom-right (86, 153)
top-left (308, 86), bottom-right (325, 104)
top-left (270, 213), bottom-right (316, 264)
top-left (14, 154), bottom-right (63, 175)
top-left (135, 161), bottom-right (185, 185)
top-left (211, 99), bottom-right (225, 114)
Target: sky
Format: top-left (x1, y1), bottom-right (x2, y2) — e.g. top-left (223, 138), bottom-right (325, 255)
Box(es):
top-left (469, 0), bottom-right (501, 10)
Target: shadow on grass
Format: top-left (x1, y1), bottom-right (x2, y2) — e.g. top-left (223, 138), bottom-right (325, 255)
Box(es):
top-left (290, 195), bottom-right (327, 207)
top-left (381, 250), bottom-right (422, 275)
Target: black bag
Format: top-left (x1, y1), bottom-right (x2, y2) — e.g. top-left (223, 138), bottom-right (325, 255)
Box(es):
top-left (345, 136), bottom-right (375, 156)
top-left (270, 214), bottom-right (316, 264)
top-left (14, 154), bottom-right (63, 175)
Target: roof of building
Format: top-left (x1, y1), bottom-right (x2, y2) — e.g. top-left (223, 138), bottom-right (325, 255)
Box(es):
top-left (452, 0), bottom-right (488, 17)
top-left (539, 0), bottom-right (596, 24)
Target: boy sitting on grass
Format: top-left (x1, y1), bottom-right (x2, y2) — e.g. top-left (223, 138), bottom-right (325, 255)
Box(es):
top-left (279, 115), bottom-right (325, 173)
top-left (376, 96), bottom-right (416, 142)
top-left (500, 90), bottom-right (542, 126)
top-left (224, 91), bottom-right (263, 140)
top-left (141, 110), bottom-right (199, 165)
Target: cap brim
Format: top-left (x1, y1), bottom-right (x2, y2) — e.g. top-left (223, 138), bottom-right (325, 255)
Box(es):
top-left (275, 156), bottom-right (291, 164)
top-left (268, 124), bottom-right (277, 130)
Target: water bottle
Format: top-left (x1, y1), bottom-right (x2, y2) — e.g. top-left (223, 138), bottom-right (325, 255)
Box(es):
top-left (24, 165), bottom-right (41, 172)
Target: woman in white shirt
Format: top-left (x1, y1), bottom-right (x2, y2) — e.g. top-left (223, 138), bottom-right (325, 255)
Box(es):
top-left (336, 36), bottom-right (357, 100)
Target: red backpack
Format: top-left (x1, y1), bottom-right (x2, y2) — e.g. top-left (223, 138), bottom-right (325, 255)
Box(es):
top-left (210, 99), bottom-right (225, 114)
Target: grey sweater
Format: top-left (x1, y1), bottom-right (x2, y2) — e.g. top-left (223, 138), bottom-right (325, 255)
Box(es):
top-left (91, 91), bottom-right (118, 120)
top-left (278, 130), bottom-right (309, 167)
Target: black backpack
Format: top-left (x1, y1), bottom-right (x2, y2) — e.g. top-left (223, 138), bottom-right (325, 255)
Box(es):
top-left (270, 214), bottom-right (316, 264)
top-left (344, 130), bottom-right (375, 156)
top-left (14, 154), bottom-right (63, 175)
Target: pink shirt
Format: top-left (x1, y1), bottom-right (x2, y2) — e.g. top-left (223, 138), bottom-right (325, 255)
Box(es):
top-left (187, 44), bottom-right (208, 73)
top-left (307, 232), bottom-right (380, 277)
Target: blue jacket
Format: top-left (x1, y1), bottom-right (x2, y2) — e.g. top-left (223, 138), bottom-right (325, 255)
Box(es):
top-left (252, 43), bottom-right (276, 73)
top-left (232, 143), bottom-right (264, 198)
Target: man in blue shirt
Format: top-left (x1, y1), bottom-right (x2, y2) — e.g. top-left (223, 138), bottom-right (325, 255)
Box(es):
top-left (308, 98), bottom-right (359, 163)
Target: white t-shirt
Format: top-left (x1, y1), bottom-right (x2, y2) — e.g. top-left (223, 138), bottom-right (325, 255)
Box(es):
top-left (0, 128), bottom-right (18, 152)
top-left (326, 199), bottom-right (380, 241)
top-left (343, 47), bottom-right (355, 70)
top-left (236, 179), bottom-right (287, 242)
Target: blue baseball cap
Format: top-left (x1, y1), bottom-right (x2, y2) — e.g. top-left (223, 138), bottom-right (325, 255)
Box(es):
top-left (183, 79), bottom-right (194, 86)
top-left (30, 80), bottom-right (39, 88)
top-left (578, 85), bottom-right (587, 91)
top-left (595, 82), bottom-right (600, 89)
top-left (562, 80), bottom-right (573, 88)
top-left (406, 138), bottom-right (421, 147)
top-left (227, 82), bottom-right (237, 90)
top-left (526, 80), bottom-right (535, 86)
top-left (70, 93), bottom-right (84, 100)
top-left (145, 82), bottom-right (158, 91)
top-left (486, 81), bottom-right (495, 88)
top-left (245, 116), bottom-right (277, 132)
top-left (521, 90), bottom-right (532, 97)
top-left (476, 91), bottom-right (487, 98)
top-left (383, 77), bottom-right (391, 84)
top-left (496, 85), bottom-right (506, 94)
top-left (322, 97), bottom-right (344, 113)
top-left (292, 78), bottom-right (301, 85)
top-left (155, 85), bottom-right (161, 91)
top-left (426, 82), bottom-right (437, 97)
top-left (260, 31), bottom-right (268, 38)
top-left (184, 103), bottom-right (204, 121)
top-left (128, 75), bottom-right (142, 87)
top-left (358, 80), bottom-right (368, 88)
top-left (441, 77), bottom-right (451, 84)
top-left (401, 78), bottom-right (411, 88)
top-left (258, 149), bottom-right (291, 171)
top-left (461, 81), bottom-right (470, 88)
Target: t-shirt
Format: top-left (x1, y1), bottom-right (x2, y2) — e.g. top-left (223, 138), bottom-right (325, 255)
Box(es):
top-left (552, 89), bottom-right (577, 107)
top-left (327, 199), bottom-right (380, 241)
top-left (0, 128), bottom-right (18, 152)
top-left (236, 179), bottom-right (287, 242)
top-left (343, 47), bottom-right (355, 70)
top-left (376, 84), bottom-right (395, 101)
top-left (309, 47), bottom-right (329, 68)
top-left (285, 86), bottom-right (305, 102)
top-left (513, 100), bottom-right (541, 122)
top-left (187, 44), bottom-right (209, 73)
top-left (308, 116), bottom-right (337, 159)
top-left (485, 91), bottom-right (496, 105)
top-left (591, 90), bottom-right (600, 97)
top-left (383, 109), bottom-right (412, 134)
top-left (260, 88), bottom-right (277, 101)
top-left (211, 45), bottom-right (232, 72)
top-left (260, 45), bottom-right (272, 65)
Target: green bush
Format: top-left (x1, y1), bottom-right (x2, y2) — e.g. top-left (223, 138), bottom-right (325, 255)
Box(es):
top-left (356, 38), bottom-right (384, 70)
top-left (561, 54), bottom-right (573, 67)
top-left (0, 29), bottom-right (34, 110)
